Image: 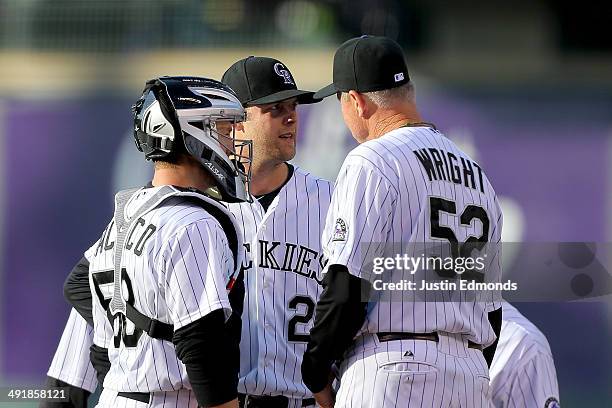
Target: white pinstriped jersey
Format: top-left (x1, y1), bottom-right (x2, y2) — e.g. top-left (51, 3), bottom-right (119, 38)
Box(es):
top-left (228, 166), bottom-right (332, 398)
top-left (86, 186), bottom-right (237, 393)
top-left (47, 308), bottom-right (98, 393)
top-left (323, 125), bottom-right (503, 346)
top-left (490, 302), bottom-right (560, 408)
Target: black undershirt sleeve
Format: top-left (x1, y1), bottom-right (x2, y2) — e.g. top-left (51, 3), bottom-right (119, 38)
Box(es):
top-left (38, 377), bottom-right (90, 408)
top-left (89, 344), bottom-right (111, 386)
top-left (173, 309), bottom-right (239, 407)
top-left (483, 307), bottom-right (502, 367)
top-left (301, 264), bottom-right (372, 393)
top-left (63, 257), bottom-right (93, 326)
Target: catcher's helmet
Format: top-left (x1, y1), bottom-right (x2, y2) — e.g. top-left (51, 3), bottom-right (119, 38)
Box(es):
top-left (133, 76), bottom-right (252, 203)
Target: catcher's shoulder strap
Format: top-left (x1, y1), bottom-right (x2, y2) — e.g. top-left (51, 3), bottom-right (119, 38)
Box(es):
top-left (107, 185), bottom-right (242, 342)
top-left (170, 187), bottom-right (241, 273)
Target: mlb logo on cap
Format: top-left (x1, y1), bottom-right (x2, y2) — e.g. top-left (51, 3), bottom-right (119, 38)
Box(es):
top-left (394, 72), bottom-right (405, 82)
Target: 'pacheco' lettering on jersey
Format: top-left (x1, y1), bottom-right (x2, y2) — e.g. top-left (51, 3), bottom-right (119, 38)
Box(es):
top-left (93, 218), bottom-right (157, 257)
top-left (413, 147), bottom-right (485, 193)
top-left (241, 240), bottom-right (327, 283)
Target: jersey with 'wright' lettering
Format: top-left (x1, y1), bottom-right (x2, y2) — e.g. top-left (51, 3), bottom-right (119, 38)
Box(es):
top-left (322, 125), bottom-right (503, 347)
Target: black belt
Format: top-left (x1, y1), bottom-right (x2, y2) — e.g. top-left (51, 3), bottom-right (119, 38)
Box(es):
top-left (239, 393), bottom-right (316, 408)
top-left (117, 391), bottom-right (150, 403)
top-left (376, 332), bottom-right (484, 350)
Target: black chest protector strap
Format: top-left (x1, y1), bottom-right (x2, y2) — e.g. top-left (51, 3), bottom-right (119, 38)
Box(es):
top-left (106, 186), bottom-right (241, 343)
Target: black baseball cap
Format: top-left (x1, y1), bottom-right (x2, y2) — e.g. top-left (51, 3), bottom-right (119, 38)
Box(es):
top-left (314, 35), bottom-right (410, 99)
top-left (222, 56), bottom-right (318, 106)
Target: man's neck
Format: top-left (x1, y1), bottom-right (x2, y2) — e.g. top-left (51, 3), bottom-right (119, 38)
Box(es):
top-left (248, 161), bottom-right (289, 196)
top-left (151, 164), bottom-right (214, 192)
top-left (367, 104), bottom-right (422, 141)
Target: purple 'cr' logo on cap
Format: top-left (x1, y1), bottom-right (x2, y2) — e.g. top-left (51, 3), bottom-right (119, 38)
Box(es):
top-left (274, 63), bottom-right (294, 85)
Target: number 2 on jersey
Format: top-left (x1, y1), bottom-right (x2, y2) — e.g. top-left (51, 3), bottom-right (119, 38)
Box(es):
top-left (287, 295), bottom-right (315, 342)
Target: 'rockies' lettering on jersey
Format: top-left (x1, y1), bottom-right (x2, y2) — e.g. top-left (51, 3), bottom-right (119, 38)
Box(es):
top-left (413, 147), bottom-right (485, 193)
top-left (241, 240), bottom-right (326, 283)
top-left (94, 218), bottom-right (158, 257)
top-left (227, 166), bottom-right (332, 399)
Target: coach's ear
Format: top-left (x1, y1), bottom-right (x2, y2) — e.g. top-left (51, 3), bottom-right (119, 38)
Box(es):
top-left (347, 91), bottom-right (374, 119)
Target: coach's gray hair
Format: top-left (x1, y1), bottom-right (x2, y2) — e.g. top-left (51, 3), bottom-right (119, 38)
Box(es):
top-left (364, 82), bottom-right (415, 108)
